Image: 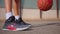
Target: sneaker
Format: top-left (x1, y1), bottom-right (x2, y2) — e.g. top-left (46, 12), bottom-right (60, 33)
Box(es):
top-left (2, 16), bottom-right (15, 30)
top-left (7, 18), bottom-right (31, 31)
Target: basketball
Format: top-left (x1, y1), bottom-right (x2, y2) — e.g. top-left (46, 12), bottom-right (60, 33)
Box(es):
top-left (37, 0), bottom-right (53, 11)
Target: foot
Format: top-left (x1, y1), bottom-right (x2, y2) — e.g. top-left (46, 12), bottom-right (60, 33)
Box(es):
top-left (2, 16), bottom-right (15, 30)
top-left (7, 18), bottom-right (31, 31)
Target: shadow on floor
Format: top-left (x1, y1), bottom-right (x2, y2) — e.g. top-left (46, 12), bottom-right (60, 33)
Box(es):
top-left (31, 22), bottom-right (60, 28)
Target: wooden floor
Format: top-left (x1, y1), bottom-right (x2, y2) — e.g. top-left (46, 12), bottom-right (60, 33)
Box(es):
top-left (0, 20), bottom-right (60, 34)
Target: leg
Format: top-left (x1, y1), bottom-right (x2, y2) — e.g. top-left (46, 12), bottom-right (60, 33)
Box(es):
top-left (13, 0), bottom-right (20, 20)
top-left (5, 0), bottom-right (13, 19)
top-left (13, 0), bottom-right (20, 16)
top-left (2, 0), bottom-right (15, 30)
top-left (5, 0), bottom-right (12, 12)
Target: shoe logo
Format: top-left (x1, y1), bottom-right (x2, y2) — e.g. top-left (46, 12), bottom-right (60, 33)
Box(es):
top-left (10, 25), bottom-right (14, 27)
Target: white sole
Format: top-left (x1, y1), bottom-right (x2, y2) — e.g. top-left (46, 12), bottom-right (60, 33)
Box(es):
top-left (2, 29), bottom-right (8, 30)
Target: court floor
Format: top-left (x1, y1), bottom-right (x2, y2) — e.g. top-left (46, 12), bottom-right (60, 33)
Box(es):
top-left (0, 20), bottom-right (60, 34)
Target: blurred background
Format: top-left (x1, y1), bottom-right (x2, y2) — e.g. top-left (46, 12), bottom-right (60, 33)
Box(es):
top-left (0, 0), bottom-right (60, 34)
top-left (0, 0), bottom-right (60, 20)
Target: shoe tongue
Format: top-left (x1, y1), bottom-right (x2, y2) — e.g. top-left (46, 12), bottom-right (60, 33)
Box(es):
top-left (7, 16), bottom-right (15, 22)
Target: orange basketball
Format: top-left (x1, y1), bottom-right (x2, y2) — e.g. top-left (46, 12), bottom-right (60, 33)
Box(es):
top-left (37, 0), bottom-right (53, 11)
